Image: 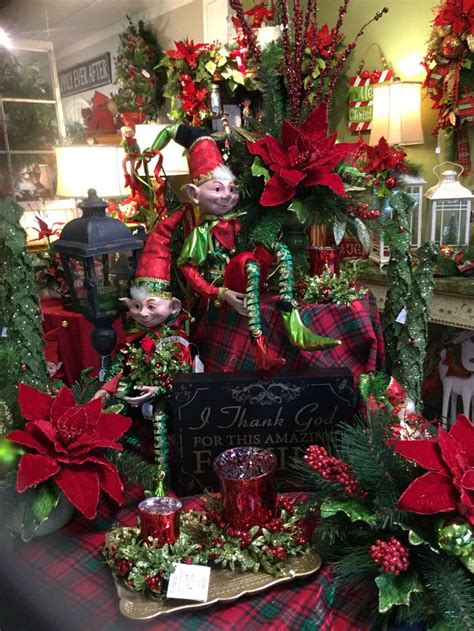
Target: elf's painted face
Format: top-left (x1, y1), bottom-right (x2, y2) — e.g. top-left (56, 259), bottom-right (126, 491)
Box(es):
top-left (119, 201), bottom-right (139, 219)
top-left (192, 179), bottom-right (239, 216)
top-left (121, 295), bottom-right (181, 328)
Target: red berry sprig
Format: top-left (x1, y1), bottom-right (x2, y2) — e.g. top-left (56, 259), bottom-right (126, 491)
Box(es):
top-left (304, 445), bottom-right (367, 498)
top-left (369, 537), bottom-right (409, 575)
top-left (146, 575), bottom-right (162, 592)
top-left (116, 558), bottom-right (132, 577)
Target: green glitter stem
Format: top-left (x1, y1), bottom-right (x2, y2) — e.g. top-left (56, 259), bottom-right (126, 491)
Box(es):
top-left (273, 242), bottom-right (295, 304)
top-left (245, 260), bottom-right (263, 336)
top-left (152, 409), bottom-right (169, 495)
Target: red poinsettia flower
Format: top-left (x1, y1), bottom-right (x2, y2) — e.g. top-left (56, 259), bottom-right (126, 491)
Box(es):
top-left (359, 137), bottom-right (408, 175)
top-left (165, 39), bottom-right (208, 69)
top-left (180, 80), bottom-right (208, 122)
top-left (248, 103), bottom-right (355, 207)
top-left (305, 23), bottom-right (338, 58)
top-left (7, 384), bottom-right (132, 519)
top-left (434, 0), bottom-right (474, 36)
top-left (395, 415), bottom-right (474, 525)
top-left (141, 335), bottom-right (155, 360)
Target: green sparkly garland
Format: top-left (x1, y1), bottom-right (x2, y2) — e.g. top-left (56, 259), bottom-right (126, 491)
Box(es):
top-left (151, 408), bottom-right (169, 496)
top-left (0, 198), bottom-right (49, 411)
top-left (381, 191), bottom-right (413, 372)
top-left (381, 191), bottom-right (437, 410)
top-left (273, 242), bottom-right (295, 305)
top-left (245, 259), bottom-right (263, 337)
top-left (392, 241), bottom-right (437, 408)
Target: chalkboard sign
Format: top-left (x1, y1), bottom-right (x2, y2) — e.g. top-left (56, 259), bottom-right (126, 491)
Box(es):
top-left (170, 368), bottom-right (355, 495)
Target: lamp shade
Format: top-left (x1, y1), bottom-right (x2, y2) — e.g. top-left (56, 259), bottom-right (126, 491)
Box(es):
top-left (134, 124), bottom-right (189, 175)
top-left (369, 81), bottom-right (423, 146)
top-left (55, 145), bottom-right (128, 198)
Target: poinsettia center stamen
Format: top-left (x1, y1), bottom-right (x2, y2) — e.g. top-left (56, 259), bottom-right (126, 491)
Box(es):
top-left (292, 149), bottom-right (312, 167)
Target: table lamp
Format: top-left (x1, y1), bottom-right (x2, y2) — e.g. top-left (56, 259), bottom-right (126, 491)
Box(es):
top-left (369, 81), bottom-right (424, 147)
top-left (368, 81), bottom-right (424, 265)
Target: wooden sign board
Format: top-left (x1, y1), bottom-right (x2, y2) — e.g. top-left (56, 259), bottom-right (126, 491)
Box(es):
top-left (58, 53), bottom-right (112, 98)
top-left (170, 369), bottom-right (355, 495)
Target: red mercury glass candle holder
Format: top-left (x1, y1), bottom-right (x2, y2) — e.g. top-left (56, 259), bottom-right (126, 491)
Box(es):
top-left (138, 496), bottom-right (182, 546)
top-left (213, 447), bottom-right (277, 530)
top-left (308, 246), bottom-right (340, 276)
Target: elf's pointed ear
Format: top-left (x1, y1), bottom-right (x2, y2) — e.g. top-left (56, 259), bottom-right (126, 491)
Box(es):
top-left (185, 183), bottom-right (199, 205)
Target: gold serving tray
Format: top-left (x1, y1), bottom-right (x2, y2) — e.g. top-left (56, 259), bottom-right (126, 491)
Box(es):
top-left (112, 548), bottom-right (321, 620)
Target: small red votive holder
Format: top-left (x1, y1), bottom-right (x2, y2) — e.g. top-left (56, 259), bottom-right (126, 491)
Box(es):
top-left (138, 496), bottom-right (182, 546)
top-left (213, 447), bottom-right (277, 530)
top-left (308, 246), bottom-right (340, 276)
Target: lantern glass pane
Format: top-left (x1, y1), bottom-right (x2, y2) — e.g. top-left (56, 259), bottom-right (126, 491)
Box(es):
top-left (435, 199), bottom-right (469, 245)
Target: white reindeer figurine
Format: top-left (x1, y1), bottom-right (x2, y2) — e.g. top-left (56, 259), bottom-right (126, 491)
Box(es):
top-left (439, 330), bottom-right (474, 429)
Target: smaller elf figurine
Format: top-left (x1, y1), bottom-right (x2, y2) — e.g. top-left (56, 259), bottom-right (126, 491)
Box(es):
top-left (94, 214), bottom-right (193, 494)
top-left (121, 125), bottom-right (141, 189)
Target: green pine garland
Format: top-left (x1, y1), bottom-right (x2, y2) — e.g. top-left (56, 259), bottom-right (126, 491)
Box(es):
top-left (258, 42), bottom-right (287, 138)
top-left (0, 198), bottom-right (49, 413)
top-left (381, 190), bottom-right (437, 410)
top-left (381, 190), bottom-right (413, 372)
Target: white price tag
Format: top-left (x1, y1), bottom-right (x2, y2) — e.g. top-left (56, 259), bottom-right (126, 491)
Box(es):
top-left (166, 563), bottom-right (211, 602)
top-left (395, 308), bottom-right (408, 324)
top-left (193, 354), bottom-right (205, 373)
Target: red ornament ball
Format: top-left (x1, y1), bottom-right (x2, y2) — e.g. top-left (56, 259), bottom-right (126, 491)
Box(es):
top-left (385, 176), bottom-right (398, 190)
top-left (440, 34), bottom-right (464, 59)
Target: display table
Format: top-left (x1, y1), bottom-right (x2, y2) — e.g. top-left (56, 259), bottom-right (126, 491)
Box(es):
top-left (0, 488), bottom-right (372, 631)
top-left (193, 291), bottom-right (385, 382)
top-left (41, 297), bottom-right (124, 386)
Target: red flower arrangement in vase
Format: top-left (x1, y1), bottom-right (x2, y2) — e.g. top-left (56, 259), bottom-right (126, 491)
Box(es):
top-left (7, 384), bottom-right (132, 520)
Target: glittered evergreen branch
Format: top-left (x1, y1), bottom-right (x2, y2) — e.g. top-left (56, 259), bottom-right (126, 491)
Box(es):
top-left (392, 241), bottom-right (437, 409)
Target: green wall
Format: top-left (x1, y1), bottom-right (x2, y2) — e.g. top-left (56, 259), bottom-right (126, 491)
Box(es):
top-left (319, 0), bottom-right (473, 192)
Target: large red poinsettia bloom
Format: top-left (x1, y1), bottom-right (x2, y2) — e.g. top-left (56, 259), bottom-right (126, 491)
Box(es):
top-left (359, 137), bottom-right (408, 175)
top-left (434, 0), bottom-right (474, 36)
top-left (395, 415), bottom-right (474, 525)
top-left (7, 384), bottom-right (132, 519)
top-left (248, 103), bottom-right (355, 207)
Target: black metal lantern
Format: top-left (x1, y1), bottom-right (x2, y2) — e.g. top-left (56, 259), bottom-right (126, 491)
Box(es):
top-left (53, 189), bottom-right (143, 379)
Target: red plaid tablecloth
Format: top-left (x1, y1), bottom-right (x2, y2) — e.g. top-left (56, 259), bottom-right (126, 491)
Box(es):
top-left (192, 292), bottom-right (385, 382)
top-left (0, 488), bottom-right (372, 631)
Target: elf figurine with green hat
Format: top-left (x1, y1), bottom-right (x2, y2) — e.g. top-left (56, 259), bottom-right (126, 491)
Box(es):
top-left (149, 123), bottom-right (340, 371)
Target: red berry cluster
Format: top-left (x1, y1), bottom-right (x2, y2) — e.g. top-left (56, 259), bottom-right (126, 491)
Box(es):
top-left (295, 280), bottom-right (307, 300)
top-left (116, 558), bottom-right (132, 577)
top-left (347, 201), bottom-right (381, 220)
top-left (369, 537), bottom-right (409, 575)
top-left (277, 496), bottom-right (296, 515)
top-left (304, 445), bottom-right (367, 498)
top-left (227, 527), bottom-right (252, 547)
top-left (146, 575), bottom-right (162, 592)
top-left (157, 371), bottom-right (172, 390)
top-left (263, 545), bottom-right (287, 560)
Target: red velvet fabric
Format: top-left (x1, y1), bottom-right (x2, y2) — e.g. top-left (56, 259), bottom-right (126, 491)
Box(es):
top-left (41, 297), bottom-right (124, 386)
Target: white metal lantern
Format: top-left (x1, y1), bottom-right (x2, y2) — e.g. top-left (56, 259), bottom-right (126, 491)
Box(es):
top-left (425, 162), bottom-right (473, 246)
top-left (400, 173), bottom-right (427, 248)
